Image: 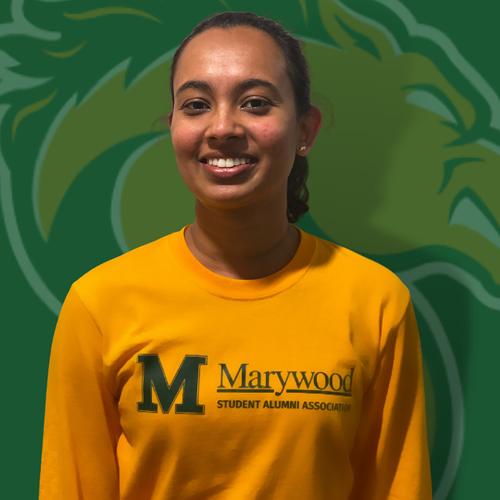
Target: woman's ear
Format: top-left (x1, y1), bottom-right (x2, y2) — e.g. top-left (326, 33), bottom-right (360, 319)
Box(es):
top-left (168, 111), bottom-right (173, 128)
top-left (297, 105), bottom-right (322, 156)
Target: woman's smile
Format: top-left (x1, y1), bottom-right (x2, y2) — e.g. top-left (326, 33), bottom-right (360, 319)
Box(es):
top-left (200, 156), bottom-right (257, 180)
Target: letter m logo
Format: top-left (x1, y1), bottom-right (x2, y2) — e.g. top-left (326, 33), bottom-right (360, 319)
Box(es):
top-left (137, 354), bottom-right (207, 415)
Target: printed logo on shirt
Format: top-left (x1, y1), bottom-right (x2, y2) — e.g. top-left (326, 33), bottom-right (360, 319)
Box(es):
top-left (136, 355), bottom-right (354, 415)
top-left (217, 363), bottom-right (354, 397)
top-left (137, 354), bottom-right (207, 415)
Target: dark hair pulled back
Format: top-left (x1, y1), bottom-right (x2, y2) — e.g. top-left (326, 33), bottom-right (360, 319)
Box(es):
top-left (169, 12), bottom-right (311, 223)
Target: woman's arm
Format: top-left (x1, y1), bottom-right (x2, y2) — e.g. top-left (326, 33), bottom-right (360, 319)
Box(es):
top-left (350, 296), bottom-right (432, 500)
top-left (39, 286), bottom-right (121, 499)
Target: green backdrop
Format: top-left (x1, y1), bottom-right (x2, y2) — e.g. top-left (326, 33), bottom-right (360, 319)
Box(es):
top-left (1, 0), bottom-right (499, 498)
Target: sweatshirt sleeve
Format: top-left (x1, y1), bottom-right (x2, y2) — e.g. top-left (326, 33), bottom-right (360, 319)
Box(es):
top-left (39, 285), bottom-right (121, 499)
top-left (349, 296), bottom-right (432, 500)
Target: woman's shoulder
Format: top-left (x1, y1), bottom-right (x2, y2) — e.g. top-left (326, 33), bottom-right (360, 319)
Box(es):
top-left (71, 229), bottom-right (181, 297)
top-left (308, 231), bottom-right (411, 308)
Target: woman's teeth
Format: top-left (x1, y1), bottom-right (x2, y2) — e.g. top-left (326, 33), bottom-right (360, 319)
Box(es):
top-left (206, 158), bottom-right (252, 168)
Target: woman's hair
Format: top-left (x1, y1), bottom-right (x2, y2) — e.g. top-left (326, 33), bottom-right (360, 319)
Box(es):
top-left (169, 12), bottom-right (312, 223)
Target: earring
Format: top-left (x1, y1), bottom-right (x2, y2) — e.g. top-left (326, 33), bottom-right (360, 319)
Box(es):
top-left (297, 144), bottom-right (307, 154)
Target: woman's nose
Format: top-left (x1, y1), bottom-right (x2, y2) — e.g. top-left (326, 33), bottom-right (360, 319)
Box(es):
top-left (207, 107), bottom-right (243, 141)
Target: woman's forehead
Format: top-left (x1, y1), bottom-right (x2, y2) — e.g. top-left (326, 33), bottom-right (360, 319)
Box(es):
top-left (173, 26), bottom-right (289, 89)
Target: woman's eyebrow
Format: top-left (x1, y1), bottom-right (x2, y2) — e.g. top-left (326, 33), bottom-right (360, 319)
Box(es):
top-left (175, 78), bottom-right (282, 100)
top-left (175, 80), bottom-right (211, 98)
top-left (236, 78), bottom-right (282, 99)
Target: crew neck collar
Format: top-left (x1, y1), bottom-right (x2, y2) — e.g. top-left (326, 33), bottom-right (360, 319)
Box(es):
top-left (166, 224), bottom-right (316, 300)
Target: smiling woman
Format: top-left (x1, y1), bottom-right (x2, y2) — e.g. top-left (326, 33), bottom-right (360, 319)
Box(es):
top-left (39, 11), bottom-right (432, 500)
top-left (166, 19), bottom-right (322, 279)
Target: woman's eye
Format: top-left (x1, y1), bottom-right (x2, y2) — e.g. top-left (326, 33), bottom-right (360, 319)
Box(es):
top-left (242, 98), bottom-right (270, 111)
top-left (182, 100), bottom-right (209, 113)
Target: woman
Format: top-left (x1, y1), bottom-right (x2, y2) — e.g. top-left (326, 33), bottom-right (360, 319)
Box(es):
top-left (39, 12), bottom-right (432, 500)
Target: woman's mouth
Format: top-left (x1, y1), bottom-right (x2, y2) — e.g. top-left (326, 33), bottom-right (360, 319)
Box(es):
top-left (199, 156), bottom-right (258, 179)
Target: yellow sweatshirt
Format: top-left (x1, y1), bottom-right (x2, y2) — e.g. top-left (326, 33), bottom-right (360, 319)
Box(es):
top-left (40, 225), bottom-right (431, 499)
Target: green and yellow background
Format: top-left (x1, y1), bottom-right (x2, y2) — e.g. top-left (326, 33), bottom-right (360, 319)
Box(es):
top-left (1, 0), bottom-right (499, 498)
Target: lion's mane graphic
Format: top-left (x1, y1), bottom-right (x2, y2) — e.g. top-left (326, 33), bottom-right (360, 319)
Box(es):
top-left (1, 1), bottom-right (499, 498)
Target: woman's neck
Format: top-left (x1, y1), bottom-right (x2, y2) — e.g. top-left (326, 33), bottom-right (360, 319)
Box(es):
top-left (184, 198), bottom-right (300, 279)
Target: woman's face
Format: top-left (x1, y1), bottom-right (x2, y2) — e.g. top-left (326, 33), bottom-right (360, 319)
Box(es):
top-left (169, 26), bottom-right (307, 212)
